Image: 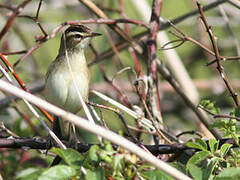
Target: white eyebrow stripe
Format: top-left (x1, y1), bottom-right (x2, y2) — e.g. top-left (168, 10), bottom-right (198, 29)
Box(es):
top-left (66, 32), bottom-right (85, 37)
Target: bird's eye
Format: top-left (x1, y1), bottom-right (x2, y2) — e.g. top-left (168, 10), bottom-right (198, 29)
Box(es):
top-left (75, 34), bottom-right (82, 39)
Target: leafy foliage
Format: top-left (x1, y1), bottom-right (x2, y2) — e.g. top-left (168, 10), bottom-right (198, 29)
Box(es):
top-left (200, 100), bottom-right (240, 143)
top-left (16, 141), bottom-right (174, 179)
top-left (185, 126), bottom-right (239, 179)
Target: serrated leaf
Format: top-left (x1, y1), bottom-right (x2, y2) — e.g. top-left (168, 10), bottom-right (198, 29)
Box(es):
top-left (188, 164), bottom-right (203, 180)
top-left (196, 139), bottom-right (208, 151)
top-left (141, 170), bottom-right (175, 180)
top-left (85, 168), bottom-right (104, 180)
top-left (187, 151), bottom-right (210, 171)
top-left (209, 139), bottom-right (219, 154)
top-left (185, 142), bottom-right (201, 149)
top-left (38, 165), bottom-right (76, 180)
top-left (185, 139), bottom-right (208, 151)
top-left (215, 167), bottom-right (240, 180)
top-left (220, 144), bottom-right (232, 158)
top-left (50, 147), bottom-right (84, 167)
top-left (16, 168), bottom-right (44, 180)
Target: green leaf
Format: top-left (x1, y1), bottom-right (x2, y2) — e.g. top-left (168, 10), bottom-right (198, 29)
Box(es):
top-left (170, 162), bottom-right (186, 174)
top-left (103, 139), bottom-right (113, 152)
top-left (215, 167), bottom-right (240, 180)
top-left (209, 139), bottom-right (219, 154)
top-left (233, 107), bottom-right (240, 117)
top-left (99, 150), bottom-right (112, 164)
top-left (141, 169), bottom-right (175, 180)
top-left (188, 164), bottom-right (203, 180)
top-left (220, 144), bottom-right (232, 158)
top-left (16, 168), bottom-right (44, 180)
top-left (203, 157), bottom-right (219, 180)
top-left (185, 141), bottom-right (204, 150)
top-left (85, 168), bottom-right (104, 180)
top-left (88, 145), bottom-right (100, 162)
top-left (187, 151), bottom-right (210, 171)
top-left (38, 165), bottom-right (76, 180)
top-left (200, 100), bottom-right (220, 114)
top-left (200, 99), bottom-right (210, 107)
top-left (185, 139), bottom-right (208, 151)
top-left (210, 119), bottom-right (227, 129)
top-left (51, 148), bottom-right (84, 167)
top-left (196, 139), bottom-right (208, 151)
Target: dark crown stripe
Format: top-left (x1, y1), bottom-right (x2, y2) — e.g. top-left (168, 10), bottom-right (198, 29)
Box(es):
top-left (65, 25), bottom-right (91, 34)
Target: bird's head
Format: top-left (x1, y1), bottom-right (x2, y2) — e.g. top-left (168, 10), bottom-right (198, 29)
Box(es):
top-left (60, 24), bottom-right (101, 53)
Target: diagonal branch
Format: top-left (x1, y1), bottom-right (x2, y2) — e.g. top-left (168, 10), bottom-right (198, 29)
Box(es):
top-left (197, 2), bottom-right (239, 107)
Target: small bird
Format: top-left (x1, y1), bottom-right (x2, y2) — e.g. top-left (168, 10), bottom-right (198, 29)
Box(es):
top-left (45, 24), bottom-right (101, 141)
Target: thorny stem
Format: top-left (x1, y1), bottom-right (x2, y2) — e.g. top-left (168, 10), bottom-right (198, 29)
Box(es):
top-left (197, 2), bottom-right (239, 107)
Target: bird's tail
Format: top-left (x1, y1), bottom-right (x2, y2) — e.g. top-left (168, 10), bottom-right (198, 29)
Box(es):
top-left (52, 115), bottom-right (63, 140)
top-left (53, 115), bottom-right (77, 144)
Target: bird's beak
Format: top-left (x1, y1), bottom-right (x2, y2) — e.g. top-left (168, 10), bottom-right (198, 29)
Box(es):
top-left (89, 32), bottom-right (102, 37)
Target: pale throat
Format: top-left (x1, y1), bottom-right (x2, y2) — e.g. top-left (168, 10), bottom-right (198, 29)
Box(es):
top-left (67, 38), bottom-right (91, 66)
top-left (58, 36), bottom-right (91, 55)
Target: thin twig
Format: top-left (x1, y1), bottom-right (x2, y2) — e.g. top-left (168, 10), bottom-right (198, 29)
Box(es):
top-left (198, 105), bottom-right (240, 121)
top-left (0, 0), bottom-right (32, 40)
top-left (0, 123), bottom-right (19, 138)
top-left (165, 21), bottom-right (240, 67)
top-left (129, 47), bottom-right (143, 77)
top-left (78, 0), bottom-right (143, 54)
top-left (1, 50), bottom-right (27, 55)
top-left (176, 130), bottom-right (203, 138)
top-left (141, 97), bottom-right (172, 144)
top-left (87, 101), bottom-right (120, 114)
top-left (167, 22), bottom-right (216, 57)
